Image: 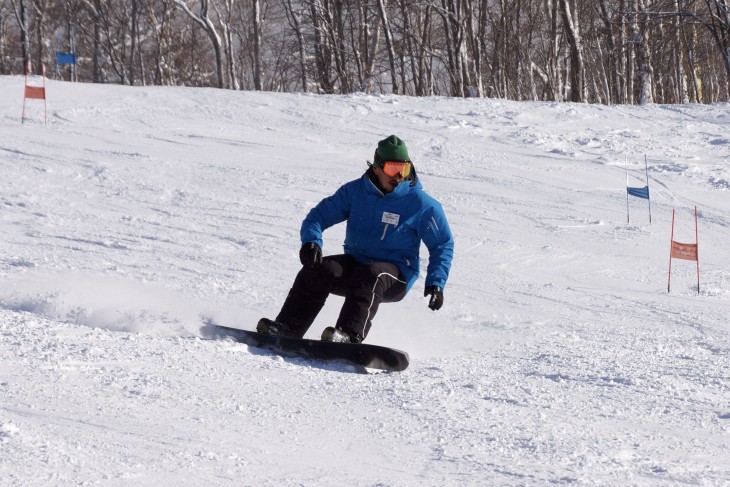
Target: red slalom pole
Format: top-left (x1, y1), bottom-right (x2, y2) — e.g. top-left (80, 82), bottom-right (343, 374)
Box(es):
top-left (667, 209), bottom-right (675, 293)
top-left (695, 206), bottom-right (700, 294)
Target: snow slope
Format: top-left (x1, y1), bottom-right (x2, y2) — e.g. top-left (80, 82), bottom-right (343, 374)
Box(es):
top-left (1, 76), bottom-right (729, 486)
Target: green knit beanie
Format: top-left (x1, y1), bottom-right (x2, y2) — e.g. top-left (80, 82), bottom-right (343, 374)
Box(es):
top-left (375, 135), bottom-right (410, 163)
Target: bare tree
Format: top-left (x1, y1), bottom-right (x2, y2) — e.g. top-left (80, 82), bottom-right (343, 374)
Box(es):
top-left (90, 0), bottom-right (102, 82)
top-left (282, 0), bottom-right (308, 91)
top-left (9, 0), bottom-right (29, 69)
top-left (597, 0), bottom-right (622, 103)
top-left (541, 0), bottom-right (563, 101)
top-left (174, 0), bottom-right (226, 88)
top-left (634, 0), bottom-right (654, 104)
top-left (376, 0), bottom-right (398, 93)
top-left (0, 1), bottom-right (8, 73)
top-left (692, 0), bottom-right (730, 86)
top-left (560, 0), bottom-right (585, 101)
top-left (251, 0), bottom-right (262, 89)
top-left (143, 0), bottom-right (176, 85)
top-left (360, 1), bottom-right (382, 93)
top-left (308, 0), bottom-right (334, 93)
top-left (3, 0), bottom-right (730, 102)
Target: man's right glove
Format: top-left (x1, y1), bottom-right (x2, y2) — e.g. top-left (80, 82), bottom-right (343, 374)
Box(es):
top-left (424, 285), bottom-right (444, 311)
top-left (299, 242), bottom-right (322, 268)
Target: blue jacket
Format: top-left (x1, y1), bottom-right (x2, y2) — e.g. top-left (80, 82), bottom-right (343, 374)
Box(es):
top-left (301, 172), bottom-right (454, 292)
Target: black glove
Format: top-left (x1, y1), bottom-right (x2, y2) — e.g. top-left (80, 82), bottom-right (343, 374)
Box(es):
top-left (299, 242), bottom-right (322, 268)
top-left (424, 285), bottom-right (444, 311)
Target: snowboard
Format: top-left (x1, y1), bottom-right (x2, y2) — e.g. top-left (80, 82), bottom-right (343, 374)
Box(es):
top-left (213, 324), bottom-right (409, 372)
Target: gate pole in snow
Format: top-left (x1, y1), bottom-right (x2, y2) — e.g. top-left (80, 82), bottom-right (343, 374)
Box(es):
top-left (626, 154), bottom-right (651, 225)
top-left (625, 155), bottom-right (630, 224)
top-left (22, 62), bottom-right (47, 124)
top-left (644, 155), bottom-right (652, 225)
top-left (668, 209), bottom-right (675, 293)
top-left (668, 207), bottom-right (700, 294)
top-left (694, 206), bottom-right (700, 293)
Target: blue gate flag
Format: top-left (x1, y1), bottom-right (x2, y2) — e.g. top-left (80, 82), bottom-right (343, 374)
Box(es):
top-left (627, 185), bottom-right (650, 200)
top-left (626, 155), bottom-right (652, 224)
top-left (57, 52), bottom-right (76, 65)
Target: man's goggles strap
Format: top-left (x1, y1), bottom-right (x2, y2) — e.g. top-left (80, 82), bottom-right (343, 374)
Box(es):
top-left (382, 161), bottom-right (412, 178)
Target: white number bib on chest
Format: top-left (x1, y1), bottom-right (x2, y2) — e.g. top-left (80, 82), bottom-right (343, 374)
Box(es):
top-left (382, 212), bottom-right (400, 226)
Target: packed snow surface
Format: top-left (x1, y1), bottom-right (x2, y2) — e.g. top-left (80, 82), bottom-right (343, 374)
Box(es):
top-left (1, 77), bottom-right (729, 486)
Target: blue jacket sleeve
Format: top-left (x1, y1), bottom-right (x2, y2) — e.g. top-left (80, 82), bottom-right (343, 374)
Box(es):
top-left (300, 183), bottom-right (351, 249)
top-left (418, 202), bottom-right (454, 289)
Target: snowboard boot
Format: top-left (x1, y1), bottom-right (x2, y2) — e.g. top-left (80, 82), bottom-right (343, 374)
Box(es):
top-left (257, 318), bottom-right (298, 338)
top-left (321, 326), bottom-right (362, 344)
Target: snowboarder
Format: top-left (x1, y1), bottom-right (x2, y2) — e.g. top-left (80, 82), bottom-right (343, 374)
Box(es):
top-left (258, 135), bottom-right (454, 343)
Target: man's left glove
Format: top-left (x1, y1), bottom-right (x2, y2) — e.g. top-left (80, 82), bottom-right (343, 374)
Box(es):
top-left (299, 242), bottom-right (322, 268)
top-left (424, 285), bottom-right (444, 311)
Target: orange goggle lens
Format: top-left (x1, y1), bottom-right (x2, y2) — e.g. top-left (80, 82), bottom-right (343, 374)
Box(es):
top-left (382, 161), bottom-right (412, 178)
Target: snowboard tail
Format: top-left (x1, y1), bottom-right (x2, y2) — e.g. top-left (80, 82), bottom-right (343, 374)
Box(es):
top-left (214, 324), bottom-right (409, 372)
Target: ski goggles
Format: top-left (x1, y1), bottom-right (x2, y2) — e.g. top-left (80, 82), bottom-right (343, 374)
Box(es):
top-left (381, 161), bottom-right (412, 179)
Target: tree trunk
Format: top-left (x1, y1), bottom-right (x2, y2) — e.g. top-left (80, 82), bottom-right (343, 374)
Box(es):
top-left (461, 0), bottom-right (477, 97)
top-left (310, 0), bottom-right (333, 93)
top-left (635, 0), bottom-right (653, 105)
top-left (413, 3), bottom-right (433, 96)
top-left (376, 0), bottom-right (399, 94)
top-left (11, 0), bottom-right (31, 70)
top-left (174, 0), bottom-right (225, 88)
top-left (331, 0), bottom-right (350, 92)
top-left (253, 0), bottom-right (263, 90)
top-left (361, 2), bottom-right (382, 93)
top-left (672, 0), bottom-right (689, 103)
top-left (92, 0), bottom-right (103, 82)
top-left (560, 0), bottom-right (585, 102)
top-left (129, 0), bottom-right (138, 85)
top-left (701, 0), bottom-right (730, 92)
top-left (543, 0), bottom-right (562, 101)
top-left (598, 0), bottom-right (621, 103)
top-left (285, 0), bottom-right (307, 91)
top-left (0, 7), bottom-right (6, 73)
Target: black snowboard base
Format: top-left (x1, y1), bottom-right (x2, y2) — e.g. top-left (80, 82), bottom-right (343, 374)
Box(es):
top-left (214, 325), bottom-right (409, 372)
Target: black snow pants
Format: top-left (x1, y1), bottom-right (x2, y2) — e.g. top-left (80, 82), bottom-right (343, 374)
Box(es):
top-left (276, 254), bottom-right (408, 341)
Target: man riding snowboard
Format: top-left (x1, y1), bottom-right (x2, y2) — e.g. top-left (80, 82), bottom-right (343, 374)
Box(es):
top-left (258, 135), bottom-right (454, 343)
